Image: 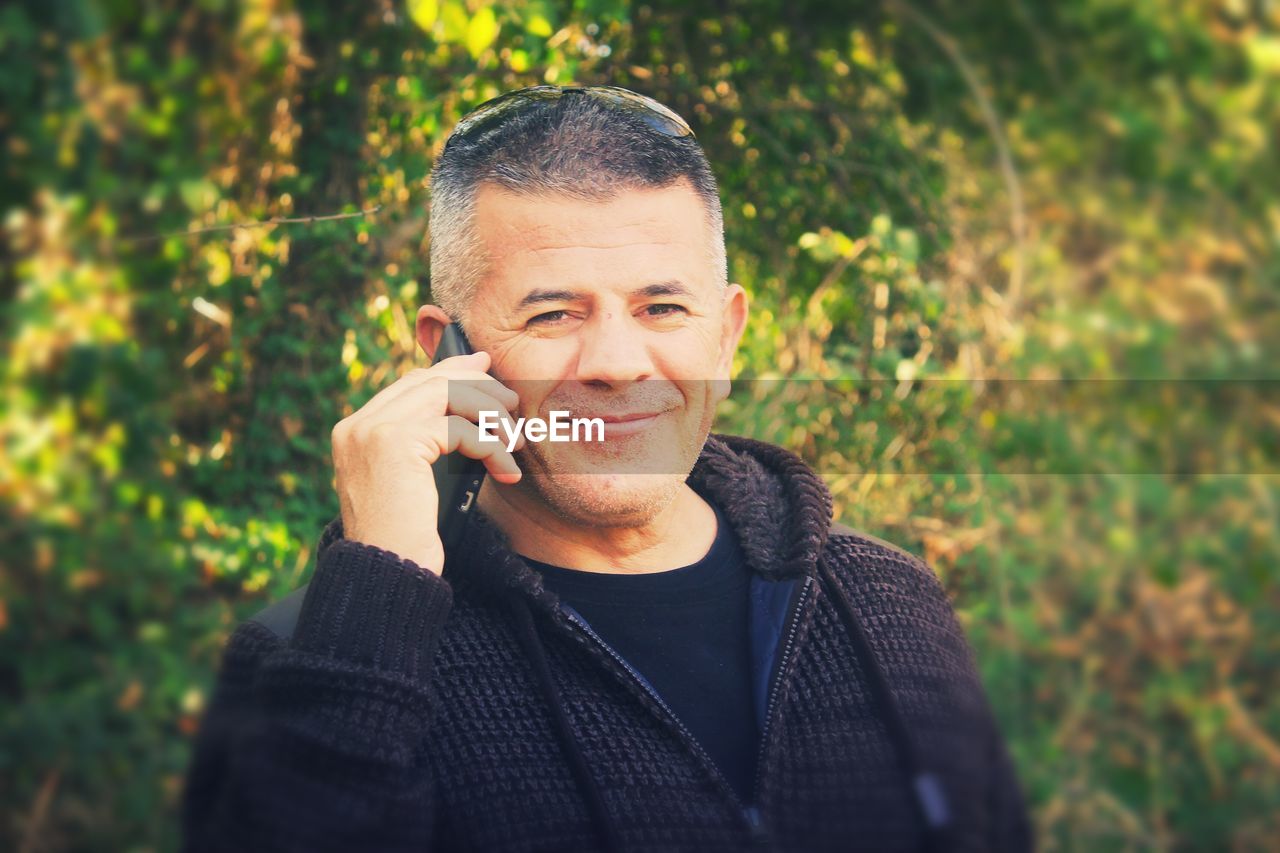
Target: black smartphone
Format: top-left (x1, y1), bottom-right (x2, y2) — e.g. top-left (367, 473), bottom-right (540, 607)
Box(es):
top-left (431, 324), bottom-right (489, 553)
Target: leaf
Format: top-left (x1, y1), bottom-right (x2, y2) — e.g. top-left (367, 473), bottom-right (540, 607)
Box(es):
top-left (466, 6), bottom-right (499, 60)
top-left (831, 231), bottom-right (857, 258)
top-left (526, 13), bottom-right (552, 38)
top-left (1247, 35), bottom-right (1280, 76)
top-left (406, 0), bottom-right (437, 33)
top-left (523, 0), bottom-right (554, 37)
top-left (178, 179), bottom-right (218, 214)
top-left (440, 1), bottom-right (468, 43)
top-left (894, 228), bottom-right (919, 263)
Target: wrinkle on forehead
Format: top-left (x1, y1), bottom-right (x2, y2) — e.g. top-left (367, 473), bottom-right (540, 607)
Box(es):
top-left (524, 237), bottom-right (680, 253)
top-left (473, 181), bottom-right (709, 248)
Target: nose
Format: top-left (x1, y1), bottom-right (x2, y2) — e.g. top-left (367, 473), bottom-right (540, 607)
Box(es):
top-left (573, 310), bottom-right (654, 387)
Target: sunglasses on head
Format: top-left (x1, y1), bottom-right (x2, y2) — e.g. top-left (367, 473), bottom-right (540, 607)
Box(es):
top-left (443, 84), bottom-right (695, 154)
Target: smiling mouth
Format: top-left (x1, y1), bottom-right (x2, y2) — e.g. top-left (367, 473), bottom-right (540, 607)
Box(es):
top-left (588, 410), bottom-right (671, 438)
top-left (597, 411), bottom-right (663, 423)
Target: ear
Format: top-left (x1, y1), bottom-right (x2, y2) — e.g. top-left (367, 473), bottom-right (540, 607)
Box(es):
top-left (416, 304), bottom-right (453, 360)
top-left (711, 283), bottom-right (748, 403)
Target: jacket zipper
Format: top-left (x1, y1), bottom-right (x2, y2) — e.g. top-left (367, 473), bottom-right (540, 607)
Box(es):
top-left (749, 576), bottom-right (815, 817)
top-left (561, 608), bottom-right (770, 846)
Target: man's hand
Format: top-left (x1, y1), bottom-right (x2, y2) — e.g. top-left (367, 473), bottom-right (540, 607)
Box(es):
top-left (330, 351), bottom-right (523, 575)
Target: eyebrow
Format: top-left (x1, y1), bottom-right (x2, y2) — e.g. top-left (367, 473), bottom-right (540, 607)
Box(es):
top-left (514, 288), bottom-right (583, 311)
top-left (636, 280), bottom-right (696, 299)
top-left (513, 280), bottom-right (695, 311)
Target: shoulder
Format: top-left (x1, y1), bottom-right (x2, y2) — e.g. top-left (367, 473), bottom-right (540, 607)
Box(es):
top-left (828, 521), bottom-right (921, 564)
top-left (825, 520), bottom-right (941, 593)
top-left (822, 522), bottom-right (992, 726)
top-left (823, 521), bottom-right (967, 648)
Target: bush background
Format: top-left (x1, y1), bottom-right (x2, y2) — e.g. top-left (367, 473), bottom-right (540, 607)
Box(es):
top-left (3, 0), bottom-right (1278, 849)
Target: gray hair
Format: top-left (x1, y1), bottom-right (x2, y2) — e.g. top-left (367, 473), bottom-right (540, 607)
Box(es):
top-left (428, 93), bottom-right (727, 323)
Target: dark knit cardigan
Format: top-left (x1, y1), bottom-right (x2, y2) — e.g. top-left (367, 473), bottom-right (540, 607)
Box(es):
top-left (182, 434), bottom-right (1032, 852)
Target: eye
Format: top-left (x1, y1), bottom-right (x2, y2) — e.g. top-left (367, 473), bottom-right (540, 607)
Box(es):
top-left (527, 310), bottom-right (569, 326)
top-left (644, 304), bottom-right (687, 317)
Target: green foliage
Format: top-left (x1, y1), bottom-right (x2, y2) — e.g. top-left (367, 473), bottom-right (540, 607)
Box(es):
top-left (2, 0), bottom-right (1277, 849)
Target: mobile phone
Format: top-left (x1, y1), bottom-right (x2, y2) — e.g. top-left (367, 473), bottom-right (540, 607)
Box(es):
top-left (431, 324), bottom-right (489, 554)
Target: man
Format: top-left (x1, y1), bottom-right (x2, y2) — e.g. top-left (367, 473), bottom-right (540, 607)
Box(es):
top-left (183, 85), bottom-right (1032, 852)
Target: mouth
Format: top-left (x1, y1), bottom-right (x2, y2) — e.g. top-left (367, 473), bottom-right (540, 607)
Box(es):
top-left (590, 410), bottom-right (670, 439)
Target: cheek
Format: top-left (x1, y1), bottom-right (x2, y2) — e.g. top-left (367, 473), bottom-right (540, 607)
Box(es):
top-left (492, 338), bottom-right (576, 382)
top-left (658, 327), bottom-right (724, 378)
top-left (673, 378), bottom-right (720, 420)
top-left (491, 341), bottom-right (574, 419)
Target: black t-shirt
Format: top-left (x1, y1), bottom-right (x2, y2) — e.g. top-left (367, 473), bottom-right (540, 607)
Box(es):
top-left (524, 502), bottom-right (758, 804)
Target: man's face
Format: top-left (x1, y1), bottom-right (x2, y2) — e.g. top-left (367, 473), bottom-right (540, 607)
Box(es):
top-left (460, 179), bottom-right (747, 526)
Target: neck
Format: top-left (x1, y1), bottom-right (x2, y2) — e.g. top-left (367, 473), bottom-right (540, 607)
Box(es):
top-left (476, 480), bottom-right (718, 574)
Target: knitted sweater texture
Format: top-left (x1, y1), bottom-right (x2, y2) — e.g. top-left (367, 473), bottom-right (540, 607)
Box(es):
top-left (182, 434), bottom-right (1032, 852)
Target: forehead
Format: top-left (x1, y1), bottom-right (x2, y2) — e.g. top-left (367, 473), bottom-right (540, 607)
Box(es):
top-left (470, 180), bottom-right (714, 300)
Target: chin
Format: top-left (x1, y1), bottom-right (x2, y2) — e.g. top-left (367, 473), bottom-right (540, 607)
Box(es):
top-left (523, 471), bottom-right (687, 528)
top-left (511, 413), bottom-right (711, 526)
top-left (517, 425), bottom-right (706, 525)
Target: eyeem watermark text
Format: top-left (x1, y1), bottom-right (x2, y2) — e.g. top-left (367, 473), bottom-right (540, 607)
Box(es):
top-left (477, 411), bottom-right (605, 452)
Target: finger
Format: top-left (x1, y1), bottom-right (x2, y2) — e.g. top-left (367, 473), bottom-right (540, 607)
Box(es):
top-left (430, 414), bottom-right (523, 483)
top-left (452, 373), bottom-right (521, 413)
top-left (441, 384), bottom-right (528, 451)
top-left (346, 364), bottom-right (457, 417)
top-left (421, 351), bottom-right (518, 408)
top-left (437, 350), bottom-right (490, 370)
top-left (372, 380), bottom-right (527, 451)
top-left (359, 362), bottom-right (518, 419)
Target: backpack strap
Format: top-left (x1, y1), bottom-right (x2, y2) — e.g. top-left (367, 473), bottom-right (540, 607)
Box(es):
top-left (249, 584), bottom-right (309, 641)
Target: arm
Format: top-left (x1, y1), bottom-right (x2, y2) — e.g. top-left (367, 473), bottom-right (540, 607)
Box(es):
top-left (182, 535), bottom-right (453, 853)
top-left (181, 342), bottom-right (520, 851)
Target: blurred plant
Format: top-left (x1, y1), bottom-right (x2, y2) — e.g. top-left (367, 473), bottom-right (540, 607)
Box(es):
top-left (1, 0), bottom-right (1277, 850)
